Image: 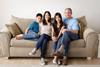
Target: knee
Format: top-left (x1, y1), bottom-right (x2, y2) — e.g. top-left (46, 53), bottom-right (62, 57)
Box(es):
top-left (40, 34), bottom-right (46, 38)
top-left (62, 32), bottom-right (69, 38)
top-left (62, 32), bottom-right (70, 41)
top-left (41, 34), bottom-right (45, 37)
top-left (63, 31), bottom-right (70, 35)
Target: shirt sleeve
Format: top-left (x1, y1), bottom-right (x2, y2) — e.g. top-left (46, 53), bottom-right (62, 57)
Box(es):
top-left (28, 21), bottom-right (35, 29)
top-left (62, 17), bottom-right (66, 24)
top-left (72, 19), bottom-right (79, 30)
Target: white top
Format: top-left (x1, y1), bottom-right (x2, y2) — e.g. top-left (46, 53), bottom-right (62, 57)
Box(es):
top-left (39, 23), bottom-right (52, 36)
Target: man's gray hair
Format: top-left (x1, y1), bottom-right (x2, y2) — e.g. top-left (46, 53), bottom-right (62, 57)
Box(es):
top-left (65, 8), bottom-right (72, 14)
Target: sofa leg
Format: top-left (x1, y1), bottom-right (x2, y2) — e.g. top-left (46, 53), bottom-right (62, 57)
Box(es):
top-left (87, 57), bottom-right (92, 60)
top-left (8, 57), bottom-right (11, 59)
top-left (4, 57), bottom-right (11, 59)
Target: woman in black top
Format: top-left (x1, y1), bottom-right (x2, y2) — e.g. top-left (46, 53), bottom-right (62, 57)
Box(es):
top-left (52, 12), bottom-right (65, 64)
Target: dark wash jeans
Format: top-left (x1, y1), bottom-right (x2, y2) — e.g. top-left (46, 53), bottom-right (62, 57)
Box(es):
top-left (35, 34), bottom-right (51, 58)
top-left (53, 31), bottom-right (79, 56)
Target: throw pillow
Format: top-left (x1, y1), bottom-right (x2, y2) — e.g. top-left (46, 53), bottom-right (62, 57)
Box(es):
top-left (6, 23), bottom-right (22, 37)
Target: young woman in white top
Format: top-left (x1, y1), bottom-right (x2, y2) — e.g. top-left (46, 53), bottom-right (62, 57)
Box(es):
top-left (29, 11), bottom-right (52, 65)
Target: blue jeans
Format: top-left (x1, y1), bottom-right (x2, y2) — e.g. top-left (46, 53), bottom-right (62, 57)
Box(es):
top-left (35, 34), bottom-right (51, 58)
top-left (53, 39), bottom-right (61, 52)
top-left (53, 35), bottom-right (64, 53)
top-left (53, 31), bottom-right (79, 56)
top-left (23, 30), bottom-right (39, 40)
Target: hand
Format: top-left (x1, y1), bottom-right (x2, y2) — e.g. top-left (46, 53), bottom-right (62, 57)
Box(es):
top-left (52, 36), bottom-right (57, 42)
top-left (25, 31), bottom-right (28, 34)
top-left (62, 29), bottom-right (67, 34)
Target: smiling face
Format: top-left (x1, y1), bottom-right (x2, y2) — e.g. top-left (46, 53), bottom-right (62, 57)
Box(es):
top-left (55, 15), bottom-right (61, 23)
top-left (45, 13), bottom-right (50, 22)
top-left (43, 11), bottom-right (51, 25)
top-left (36, 16), bottom-right (42, 23)
top-left (64, 8), bottom-right (72, 18)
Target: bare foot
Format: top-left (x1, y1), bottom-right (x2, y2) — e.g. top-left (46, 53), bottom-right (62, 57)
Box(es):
top-left (15, 34), bottom-right (23, 40)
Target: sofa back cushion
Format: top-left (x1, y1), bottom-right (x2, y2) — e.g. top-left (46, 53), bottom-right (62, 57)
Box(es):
top-left (10, 16), bottom-right (87, 39)
top-left (10, 16), bottom-right (35, 33)
top-left (77, 16), bottom-right (87, 39)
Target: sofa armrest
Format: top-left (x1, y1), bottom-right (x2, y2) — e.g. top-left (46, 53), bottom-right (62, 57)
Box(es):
top-left (0, 28), bottom-right (12, 57)
top-left (0, 27), bottom-right (11, 36)
top-left (83, 27), bottom-right (99, 57)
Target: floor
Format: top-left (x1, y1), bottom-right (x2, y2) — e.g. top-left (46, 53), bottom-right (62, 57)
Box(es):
top-left (0, 57), bottom-right (100, 65)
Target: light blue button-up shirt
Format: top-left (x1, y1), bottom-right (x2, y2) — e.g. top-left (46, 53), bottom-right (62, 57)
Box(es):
top-left (63, 17), bottom-right (79, 30)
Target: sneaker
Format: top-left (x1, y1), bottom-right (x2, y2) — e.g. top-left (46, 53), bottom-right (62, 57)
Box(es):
top-left (29, 48), bottom-right (36, 56)
top-left (52, 59), bottom-right (57, 64)
top-left (57, 60), bottom-right (61, 65)
top-left (40, 58), bottom-right (46, 65)
top-left (53, 58), bottom-right (61, 65)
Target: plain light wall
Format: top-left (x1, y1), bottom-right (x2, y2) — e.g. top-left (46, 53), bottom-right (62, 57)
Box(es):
top-left (0, 0), bottom-right (100, 33)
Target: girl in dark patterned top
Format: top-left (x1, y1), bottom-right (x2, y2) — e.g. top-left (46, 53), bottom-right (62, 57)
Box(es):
top-left (52, 12), bottom-right (65, 64)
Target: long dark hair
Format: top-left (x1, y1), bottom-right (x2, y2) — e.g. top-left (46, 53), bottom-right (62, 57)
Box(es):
top-left (43, 11), bottom-right (51, 25)
top-left (53, 12), bottom-right (64, 36)
top-left (53, 12), bottom-right (63, 29)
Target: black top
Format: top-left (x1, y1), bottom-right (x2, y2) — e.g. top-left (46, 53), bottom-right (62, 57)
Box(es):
top-left (52, 23), bottom-right (63, 37)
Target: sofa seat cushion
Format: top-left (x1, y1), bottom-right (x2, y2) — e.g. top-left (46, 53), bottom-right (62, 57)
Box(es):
top-left (10, 38), bottom-right (85, 48)
top-left (10, 38), bottom-right (37, 47)
top-left (70, 39), bottom-right (85, 48)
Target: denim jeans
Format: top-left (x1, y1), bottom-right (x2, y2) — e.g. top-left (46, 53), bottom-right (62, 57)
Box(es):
top-left (35, 34), bottom-right (51, 58)
top-left (53, 37), bottom-right (62, 52)
top-left (53, 31), bottom-right (79, 56)
top-left (23, 30), bottom-right (39, 40)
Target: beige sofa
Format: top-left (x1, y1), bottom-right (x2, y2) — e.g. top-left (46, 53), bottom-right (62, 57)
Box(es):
top-left (0, 16), bottom-right (99, 59)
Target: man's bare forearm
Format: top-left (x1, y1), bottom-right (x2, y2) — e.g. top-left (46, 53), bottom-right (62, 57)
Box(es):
top-left (64, 29), bottom-right (78, 34)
